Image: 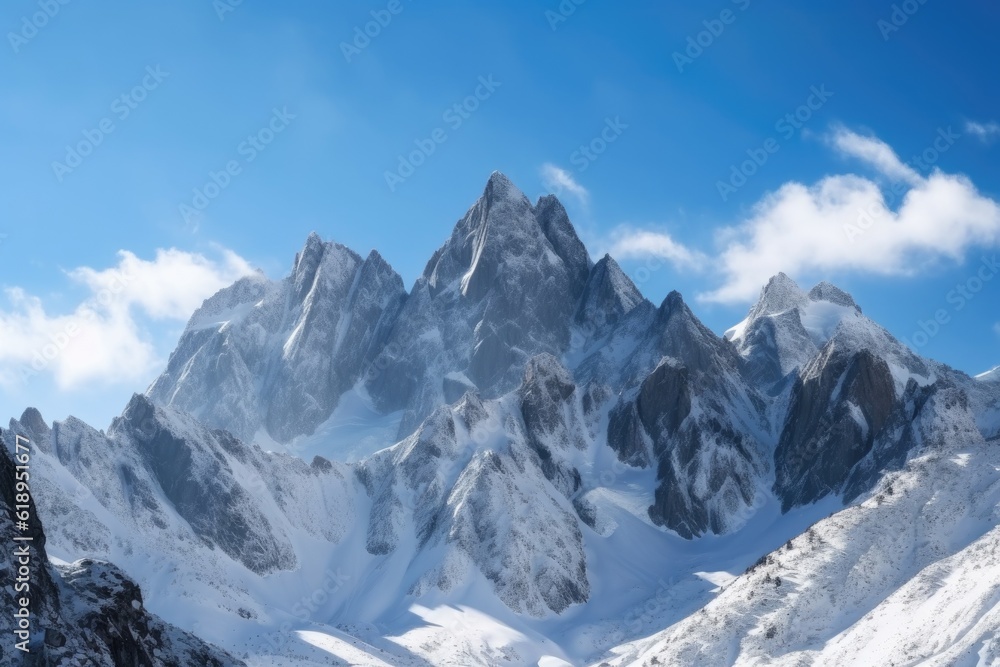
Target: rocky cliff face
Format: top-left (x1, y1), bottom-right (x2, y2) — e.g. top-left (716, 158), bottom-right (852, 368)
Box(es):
top-left (357, 353), bottom-right (595, 617)
top-left (365, 172), bottom-right (594, 436)
top-left (9, 396), bottom-right (356, 580)
top-left (147, 240), bottom-right (406, 444)
top-left (605, 292), bottom-right (770, 538)
top-left (774, 346), bottom-right (897, 510)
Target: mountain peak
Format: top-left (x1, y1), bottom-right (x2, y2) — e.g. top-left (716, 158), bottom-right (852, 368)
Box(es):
top-left (656, 290), bottom-right (699, 331)
top-left (591, 254), bottom-right (641, 301)
top-left (424, 172), bottom-right (582, 300)
top-left (533, 191), bottom-right (592, 289)
top-left (724, 273), bottom-right (807, 344)
top-left (574, 253), bottom-right (645, 334)
top-left (18, 407), bottom-right (49, 435)
top-left (659, 290), bottom-right (687, 316)
top-left (292, 232), bottom-right (327, 294)
top-left (751, 273), bottom-right (808, 318)
top-left (291, 233), bottom-right (362, 300)
top-left (483, 171), bottom-right (528, 207)
top-left (808, 281), bottom-right (858, 309)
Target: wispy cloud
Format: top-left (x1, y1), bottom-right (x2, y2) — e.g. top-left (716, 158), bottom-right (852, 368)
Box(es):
top-left (829, 126), bottom-right (921, 185)
top-left (604, 227), bottom-right (708, 270)
top-left (540, 163), bottom-right (589, 206)
top-left (0, 247), bottom-right (255, 389)
top-left (965, 120), bottom-right (1000, 144)
top-left (699, 127), bottom-right (1000, 303)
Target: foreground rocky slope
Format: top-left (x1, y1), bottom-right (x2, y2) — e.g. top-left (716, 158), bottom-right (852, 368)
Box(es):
top-left (0, 430), bottom-right (244, 667)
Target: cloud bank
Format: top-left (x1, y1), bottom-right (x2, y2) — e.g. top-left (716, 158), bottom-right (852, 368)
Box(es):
top-left (0, 247), bottom-right (255, 389)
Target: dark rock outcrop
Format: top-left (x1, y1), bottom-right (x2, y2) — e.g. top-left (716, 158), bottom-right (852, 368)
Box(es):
top-left (774, 346), bottom-right (897, 510)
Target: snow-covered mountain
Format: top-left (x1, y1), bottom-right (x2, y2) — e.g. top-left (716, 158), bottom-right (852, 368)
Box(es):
top-left (10, 173), bottom-right (1000, 665)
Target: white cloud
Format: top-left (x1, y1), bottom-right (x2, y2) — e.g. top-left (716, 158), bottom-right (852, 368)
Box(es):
top-left (965, 120), bottom-right (1000, 144)
top-left (994, 322), bottom-right (1000, 336)
top-left (70, 247), bottom-right (254, 320)
top-left (829, 126), bottom-right (921, 185)
top-left (540, 163), bottom-right (589, 205)
top-left (699, 128), bottom-right (1000, 304)
top-left (0, 247), bottom-right (255, 390)
top-left (604, 227), bottom-right (708, 270)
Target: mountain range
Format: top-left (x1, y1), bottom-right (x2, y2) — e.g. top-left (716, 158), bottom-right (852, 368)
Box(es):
top-left (4, 172), bottom-right (1000, 666)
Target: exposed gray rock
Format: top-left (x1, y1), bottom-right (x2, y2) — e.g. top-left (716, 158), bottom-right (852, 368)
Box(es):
top-left (602, 291), bottom-right (771, 538)
top-left (574, 254), bottom-right (646, 341)
top-left (111, 395), bottom-right (297, 574)
top-left (147, 238), bottom-right (406, 443)
top-left (519, 354), bottom-right (586, 499)
top-left (366, 172), bottom-right (594, 437)
top-left (808, 280), bottom-right (858, 308)
top-left (15, 172), bottom-right (1000, 667)
top-left (358, 355), bottom-right (593, 616)
top-left (774, 346), bottom-right (897, 510)
top-left (444, 446), bottom-right (590, 615)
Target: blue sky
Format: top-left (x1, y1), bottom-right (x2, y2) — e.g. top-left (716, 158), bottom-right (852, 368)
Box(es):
top-left (2, 0), bottom-right (999, 428)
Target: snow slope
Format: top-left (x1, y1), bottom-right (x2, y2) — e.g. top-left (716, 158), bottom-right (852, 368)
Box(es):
top-left (607, 388), bottom-right (1000, 667)
top-left (977, 365), bottom-right (1000, 382)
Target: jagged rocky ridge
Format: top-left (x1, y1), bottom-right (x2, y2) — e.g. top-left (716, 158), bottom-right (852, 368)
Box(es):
top-left (147, 238), bottom-right (406, 443)
top-left (9, 173), bottom-right (1000, 664)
